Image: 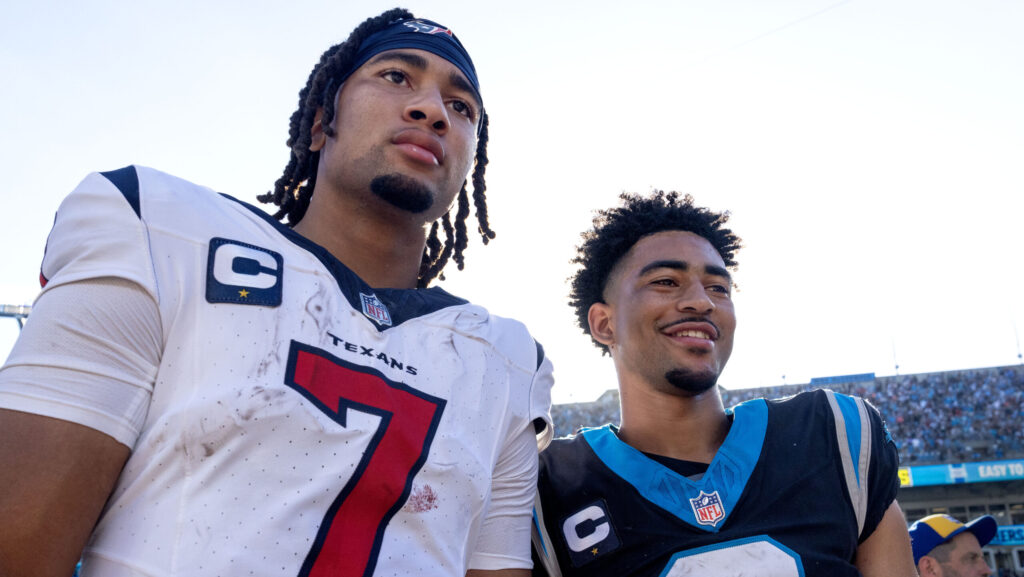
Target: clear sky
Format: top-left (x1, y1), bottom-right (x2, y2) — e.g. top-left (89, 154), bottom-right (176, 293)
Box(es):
top-left (1, 0), bottom-right (1022, 404)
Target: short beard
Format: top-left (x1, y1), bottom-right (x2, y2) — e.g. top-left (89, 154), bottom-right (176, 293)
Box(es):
top-left (664, 368), bottom-right (718, 396)
top-left (370, 174), bottom-right (434, 214)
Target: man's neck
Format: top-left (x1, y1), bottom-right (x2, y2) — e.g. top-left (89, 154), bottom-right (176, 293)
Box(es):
top-left (616, 383), bottom-right (731, 464)
top-left (293, 188), bottom-right (428, 289)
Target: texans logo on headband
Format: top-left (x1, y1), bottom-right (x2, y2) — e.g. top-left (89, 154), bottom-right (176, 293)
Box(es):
top-left (403, 21), bottom-right (454, 37)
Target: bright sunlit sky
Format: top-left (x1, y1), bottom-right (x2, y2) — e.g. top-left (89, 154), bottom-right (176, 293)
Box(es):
top-left (2, 1), bottom-right (1022, 404)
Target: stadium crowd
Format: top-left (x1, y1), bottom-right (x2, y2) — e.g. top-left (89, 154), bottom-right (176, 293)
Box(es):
top-left (550, 364), bottom-right (1024, 466)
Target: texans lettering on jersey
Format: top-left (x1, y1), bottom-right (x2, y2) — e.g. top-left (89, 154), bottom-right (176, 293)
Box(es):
top-left (532, 390), bottom-right (899, 577)
top-left (31, 165), bottom-right (554, 576)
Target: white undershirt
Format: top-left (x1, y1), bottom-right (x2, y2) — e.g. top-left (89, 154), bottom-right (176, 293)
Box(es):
top-left (0, 277), bottom-right (162, 447)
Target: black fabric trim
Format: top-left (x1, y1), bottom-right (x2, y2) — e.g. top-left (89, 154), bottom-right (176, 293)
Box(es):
top-left (100, 166), bottom-right (141, 219)
top-left (642, 452), bottom-right (710, 479)
top-left (220, 194), bottom-right (468, 331)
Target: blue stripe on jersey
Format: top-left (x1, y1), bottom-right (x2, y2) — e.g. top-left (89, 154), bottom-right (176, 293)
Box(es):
top-left (532, 510), bottom-right (547, 555)
top-left (581, 399), bottom-right (768, 532)
top-left (832, 393), bottom-right (864, 486)
top-left (101, 166), bottom-right (141, 219)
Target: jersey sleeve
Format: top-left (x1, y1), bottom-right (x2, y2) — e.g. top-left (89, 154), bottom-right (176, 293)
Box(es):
top-left (0, 278), bottom-right (162, 446)
top-left (468, 325), bottom-right (555, 570)
top-left (40, 167), bottom-right (158, 299)
top-left (531, 487), bottom-right (563, 577)
top-left (860, 397), bottom-right (900, 542)
top-left (531, 341), bottom-right (555, 450)
top-left (468, 423), bottom-right (540, 570)
top-left (822, 390), bottom-right (900, 543)
top-left (0, 167), bottom-right (163, 447)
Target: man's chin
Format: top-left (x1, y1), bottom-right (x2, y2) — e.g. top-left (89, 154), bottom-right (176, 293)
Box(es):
top-left (664, 368), bottom-right (719, 397)
top-left (370, 173), bottom-right (434, 214)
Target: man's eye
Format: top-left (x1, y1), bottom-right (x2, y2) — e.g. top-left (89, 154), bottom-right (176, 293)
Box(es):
top-left (450, 99), bottom-right (475, 120)
top-left (382, 70), bottom-right (407, 84)
top-left (652, 279), bottom-right (676, 286)
top-left (708, 284), bottom-right (731, 294)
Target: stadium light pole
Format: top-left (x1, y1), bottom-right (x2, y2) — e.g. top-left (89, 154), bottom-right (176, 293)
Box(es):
top-left (1014, 320), bottom-right (1022, 364)
top-left (0, 304), bottom-right (31, 330)
top-left (891, 338), bottom-right (900, 375)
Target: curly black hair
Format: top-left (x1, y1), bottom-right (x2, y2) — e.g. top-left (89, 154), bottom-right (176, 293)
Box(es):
top-left (257, 7), bottom-right (495, 288)
top-left (569, 190), bottom-right (742, 354)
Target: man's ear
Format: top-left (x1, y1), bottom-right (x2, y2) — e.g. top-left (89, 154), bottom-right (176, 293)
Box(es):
top-left (309, 108), bottom-right (327, 152)
top-left (917, 556), bottom-right (940, 577)
top-left (588, 302), bottom-right (615, 349)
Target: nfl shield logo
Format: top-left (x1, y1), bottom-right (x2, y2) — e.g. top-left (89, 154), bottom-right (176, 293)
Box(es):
top-left (689, 490), bottom-right (725, 527)
top-left (360, 293), bottom-right (392, 326)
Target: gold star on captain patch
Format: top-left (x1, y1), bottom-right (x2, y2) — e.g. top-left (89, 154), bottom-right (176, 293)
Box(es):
top-left (238, 289), bottom-right (250, 298)
top-left (591, 547), bottom-right (599, 555)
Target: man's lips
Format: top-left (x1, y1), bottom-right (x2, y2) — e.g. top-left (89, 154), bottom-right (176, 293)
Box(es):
top-left (393, 130), bottom-right (445, 166)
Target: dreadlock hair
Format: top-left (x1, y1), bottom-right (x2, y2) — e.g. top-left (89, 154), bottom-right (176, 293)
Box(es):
top-left (569, 190), bottom-right (742, 354)
top-left (257, 7), bottom-right (495, 288)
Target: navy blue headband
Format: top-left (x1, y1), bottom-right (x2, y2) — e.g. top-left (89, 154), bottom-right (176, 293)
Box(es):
top-left (341, 18), bottom-right (481, 106)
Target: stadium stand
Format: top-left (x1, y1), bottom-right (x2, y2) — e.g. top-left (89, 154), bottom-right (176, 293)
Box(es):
top-left (550, 364), bottom-right (1024, 465)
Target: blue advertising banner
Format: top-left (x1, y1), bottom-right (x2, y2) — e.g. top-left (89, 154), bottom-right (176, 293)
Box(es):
top-left (991, 525), bottom-right (1024, 546)
top-left (898, 459), bottom-right (1024, 487)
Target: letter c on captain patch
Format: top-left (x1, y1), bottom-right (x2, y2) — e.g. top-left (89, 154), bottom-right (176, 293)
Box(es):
top-left (561, 500), bottom-right (620, 566)
top-left (563, 505), bottom-right (609, 551)
top-left (206, 238), bottom-right (283, 307)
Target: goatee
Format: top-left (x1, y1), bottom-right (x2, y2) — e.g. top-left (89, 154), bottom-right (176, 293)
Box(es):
top-left (370, 174), bottom-right (434, 214)
top-left (664, 368), bottom-right (718, 397)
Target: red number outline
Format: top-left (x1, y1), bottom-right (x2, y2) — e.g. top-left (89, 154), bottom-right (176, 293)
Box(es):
top-left (284, 341), bottom-right (446, 577)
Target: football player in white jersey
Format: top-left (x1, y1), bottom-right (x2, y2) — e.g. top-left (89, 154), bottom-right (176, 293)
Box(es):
top-left (0, 8), bottom-right (552, 577)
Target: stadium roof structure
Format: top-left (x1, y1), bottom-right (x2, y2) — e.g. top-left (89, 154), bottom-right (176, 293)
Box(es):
top-left (809, 373), bottom-right (876, 386)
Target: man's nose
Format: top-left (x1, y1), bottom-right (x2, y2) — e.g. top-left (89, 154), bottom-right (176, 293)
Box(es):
top-left (405, 89), bottom-right (449, 134)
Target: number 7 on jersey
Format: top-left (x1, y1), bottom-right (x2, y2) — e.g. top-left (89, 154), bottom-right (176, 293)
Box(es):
top-left (284, 341), bottom-right (446, 577)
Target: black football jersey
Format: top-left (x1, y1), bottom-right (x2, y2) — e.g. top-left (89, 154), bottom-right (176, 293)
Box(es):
top-left (532, 389), bottom-right (899, 577)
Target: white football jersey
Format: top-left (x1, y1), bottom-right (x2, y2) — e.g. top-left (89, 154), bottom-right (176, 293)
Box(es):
top-left (23, 166), bottom-right (554, 576)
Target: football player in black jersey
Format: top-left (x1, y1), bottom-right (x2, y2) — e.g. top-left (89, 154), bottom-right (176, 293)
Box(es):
top-left (532, 191), bottom-right (916, 577)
